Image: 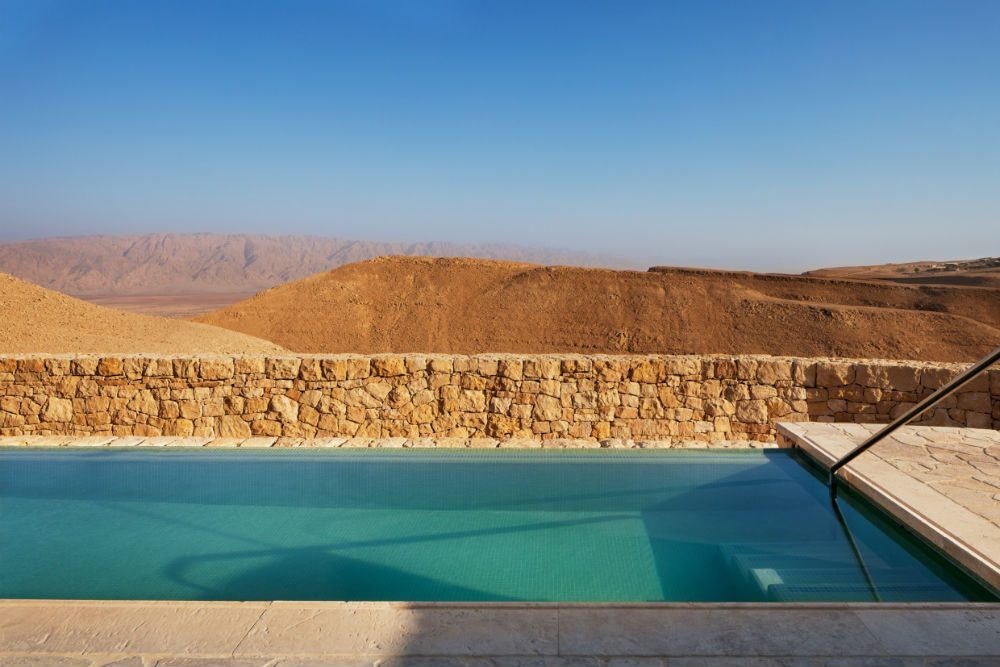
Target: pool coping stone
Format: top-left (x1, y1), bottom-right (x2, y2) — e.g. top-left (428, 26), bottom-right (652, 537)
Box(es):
top-left (1, 600), bottom-right (999, 661)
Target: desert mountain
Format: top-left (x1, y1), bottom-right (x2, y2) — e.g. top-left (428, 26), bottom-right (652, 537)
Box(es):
top-left (807, 257), bottom-right (1000, 288)
top-left (196, 256), bottom-right (1000, 362)
top-left (0, 233), bottom-right (626, 297)
top-left (0, 272), bottom-right (283, 354)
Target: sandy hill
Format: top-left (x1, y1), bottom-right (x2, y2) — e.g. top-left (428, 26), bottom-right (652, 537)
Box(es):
top-left (196, 256), bottom-right (1000, 362)
top-left (807, 257), bottom-right (1000, 289)
top-left (0, 233), bottom-right (626, 297)
top-left (0, 273), bottom-right (283, 354)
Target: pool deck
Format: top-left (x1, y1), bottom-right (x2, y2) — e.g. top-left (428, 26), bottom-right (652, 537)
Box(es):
top-left (777, 422), bottom-right (1000, 593)
top-left (2, 432), bottom-right (999, 664)
top-left (1, 600), bottom-right (999, 665)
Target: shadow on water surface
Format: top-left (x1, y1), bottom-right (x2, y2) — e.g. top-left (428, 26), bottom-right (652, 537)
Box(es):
top-left (0, 447), bottom-right (994, 603)
top-left (168, 546), bottom-right (517, 602)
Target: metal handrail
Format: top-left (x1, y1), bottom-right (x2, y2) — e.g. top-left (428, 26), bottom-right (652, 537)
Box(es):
top-left (830, 493), bottom-right (882, 601)
top-left (828, 344), bottom-right (1000, 496)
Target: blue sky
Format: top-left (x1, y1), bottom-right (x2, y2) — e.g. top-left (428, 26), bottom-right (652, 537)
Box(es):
top-left (1, 0), bottom-right (997, 270)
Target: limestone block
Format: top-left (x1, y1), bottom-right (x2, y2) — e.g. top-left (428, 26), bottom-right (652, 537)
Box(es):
top-left (855, 364), bottom-right (888, 387)
top-left (178, 401), bottom-right (201, 419)
top-left (665, 357), bottom-right (701, 376)
top-left (750, 385), bottom-right (778, 399)
top-left (957, 392), bottom-right (991, 413)
top-left (346, 388), bottom-right (380, 409)
top-left (267, 358), bottom-right (301, 379)
top-left (407, 403), bottom-right (433, 424)
top-left (736, 358), bottom-right (758, 380)
top-left (299, 405), bottom-right (321, 426)
top-left (82, 396), bottom-right (110, 413)
top-left (44, 358), bottom-right (71, 375)
top-left (72, 358), bottom-right (99, 375)
top-left (765, 397), bottom-right (792, 417)
top-left (665, 407), bottom-right (692, 421)
top-left (388, 385), bottom-right (410, 408)
top-left (200, 359), bottom-right (235, 380)
top-left (499, 359), bottom-right (523, 380)
top-left (235, 357), bottom-right (266, 374)
top-left (18, 358), bottom-right (46, 373)
top-left (97, 357), bottom-right (125, 377)
top-left (886, 365), bottom-right (921, 392)
top-left (629, 361), bottom-right (666, 384)
top-left (461, 374), bottom-right (489, 391)
top-left (366, 380), bottom-right (392, 401)
top-left (218, 415), bottom-right (251, 438)
top-left (164, 419), bottom-right (194, 437)
top-left (173, 359), bottom-right (199, 379)
top-left (298, 359), bottom-right (323, 380)
top-left (253, 418), bottom-right (283, 436)
top-left (816, 362), bottom-right (854, 387)
top-left (457, 390), bottom-right (486, 412)
top-left (714, 359), bottom-right (737, 379)
top-left (43, 397), bottom-right (73, 422)
top-left (534, 394), bottom-right (562, 421)
top-left (372, 356), bottom-right (406, 376)
top-left (921, 366), bottom-right (954, 389)
top-left (735, 399), bottom-right (768, 423)
top-left (594, 360), bottom-right (625, 382)
top-left (792, 360), bottom-right (816, 386)
top-left (270, 395), bottom-right (299, 422)
top-left (404, 356), bottom-right (426, 373)
top-left (428, 357), bottom-right (453, 373)
top-left (756, 360), bottom-right (792, 384)
top-left (967, 411), bottom-right (993, 429)
top-left (538, 359), bottom-right (561, 379)
top-left (829, 385), bottom-right (865, 402)
top-left (128, 390), bottom-right (158, 416)
top-left (477, 358), bottom-right (499, 376)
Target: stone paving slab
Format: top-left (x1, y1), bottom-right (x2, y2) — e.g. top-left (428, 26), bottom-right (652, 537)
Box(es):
top-left (777, 422), bottom-right (1000, 591)
top-left (0, 437), bottom-right (777, 449)
top-left (1, 601), bottom-right (999, 664)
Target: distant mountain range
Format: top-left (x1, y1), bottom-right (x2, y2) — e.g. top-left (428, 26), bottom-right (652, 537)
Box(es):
top-left (0, 233), bottom-right (631, 296)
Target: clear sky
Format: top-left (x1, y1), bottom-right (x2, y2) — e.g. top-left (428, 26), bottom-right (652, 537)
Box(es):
top-left (1, 0), bottom-right (997, 270)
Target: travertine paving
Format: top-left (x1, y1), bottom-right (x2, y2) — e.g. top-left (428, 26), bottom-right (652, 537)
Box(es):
top-left (778, 422), bottom-right (1000, 590)
top-left (1, 601), bottom-right (998, 665)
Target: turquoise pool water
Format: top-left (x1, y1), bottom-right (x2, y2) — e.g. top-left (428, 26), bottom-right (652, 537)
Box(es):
top-left (0, 448), bottom-right (994, 602)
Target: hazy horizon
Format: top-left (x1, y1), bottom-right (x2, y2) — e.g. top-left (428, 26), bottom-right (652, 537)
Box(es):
top-left (2, 0), bottom-right (998, 271)
top-left (0, 230), bottom-right (995, 275)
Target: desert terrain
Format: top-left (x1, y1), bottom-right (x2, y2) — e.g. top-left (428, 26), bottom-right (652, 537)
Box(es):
top-left (83, 292), bottom-right (259, 318)
top-left (0, 272), bottom-right (282, 354)
top-left (807, 257), bottom-right (1000, 288)
top-left (2, 233), bottom-right (997, 361)
top-left (195, 255), bottom-right (1000, 362)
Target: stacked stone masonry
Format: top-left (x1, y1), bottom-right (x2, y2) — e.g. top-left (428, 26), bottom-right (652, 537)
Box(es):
top-left (0, 355), bottom-right (997, 441)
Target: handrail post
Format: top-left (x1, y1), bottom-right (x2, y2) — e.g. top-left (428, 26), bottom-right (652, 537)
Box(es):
top-left (828, 344), bottom-right (1000, 496)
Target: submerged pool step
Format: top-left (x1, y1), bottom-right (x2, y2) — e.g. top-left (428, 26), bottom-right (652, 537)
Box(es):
top-left (722, 543), bottom-right (962, 602)
top-left (721, 542), bottom-right (891, 583)
top-left (768, 581), bottom-right (966, 602)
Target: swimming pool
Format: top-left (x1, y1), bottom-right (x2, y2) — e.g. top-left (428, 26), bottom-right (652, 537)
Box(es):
top-left (0, 448), bottom-right (994, 602)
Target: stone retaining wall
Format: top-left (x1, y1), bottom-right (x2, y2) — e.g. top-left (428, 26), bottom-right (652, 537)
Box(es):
top-left (1, 355), bottom-right (997, 441)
